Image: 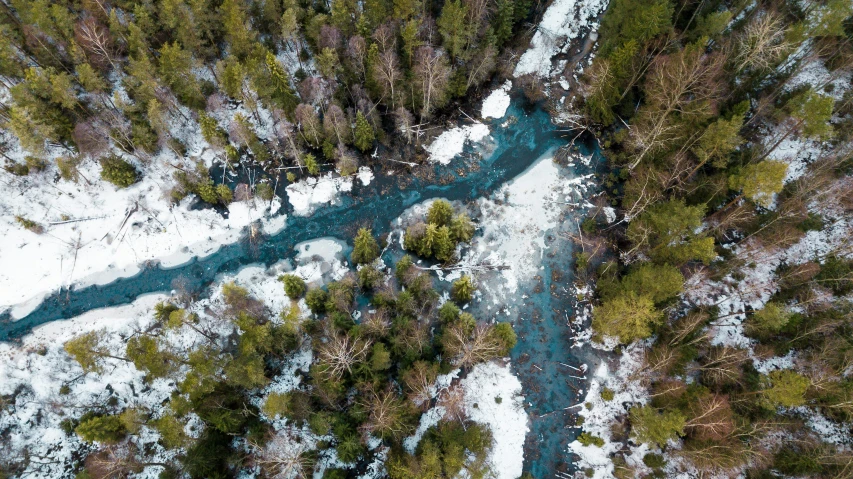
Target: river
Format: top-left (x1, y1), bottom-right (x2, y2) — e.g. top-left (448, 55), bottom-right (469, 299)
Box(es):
top-left (0, 94), bottom-right (600, 477)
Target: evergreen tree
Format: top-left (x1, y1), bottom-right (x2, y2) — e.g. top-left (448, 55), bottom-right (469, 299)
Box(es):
top-left (629, 405), bottom-right (685, 448)
top-left (100, 155), bottom-right (140, 188)
top-left (437, 0), bottom-right (470, 60)
top-left (352, 228), bottom-right (380, 264)
top-left (427, 199), bottom-right (454, 227)
top-left (262, 51), bottom-right (299, 118)
top-left (728, 161), bottom-right (788, 208)
top-left (747, 302), bottom-right (791, 335)
top-left (592, 292), bottom-right (662, 343)
top-left (294, 154), bottom-right (315, 176)
top-left (152, 412), bottom-right (188, 449)
top-left (762, 370), bottom-right (810, 408)
top-left (451, 275), bottom-right (475, 302)
top-left (220, 0), bottom-right (256, 58)
top-left (279, 274), bottom-right (307, 299)
top-left (353, 111), bottom-right (375, 152)
top-left (75, 415), bottom-right (127, 444)
top-left (126, 335), bottom-right (172, 379)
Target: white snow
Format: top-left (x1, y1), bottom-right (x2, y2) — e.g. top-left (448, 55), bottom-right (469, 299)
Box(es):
top-left (481, 81), bottom-right (513, 120)
top-left (357, 166), bottom-right (374, 186)
top-left (461, 362), bottom-right (528, 479)
top-left (425, 123), bottom-right (491, 165)
top-left (0, 156), bottom-right (288, 319)
top-left (514, 0), bottom-right (609, 78)
top-left (570, 344), bottom-right (648, 479)
top-left (286, 173), bottom-right (354, 216)
top-left (454, 151), bottom-right (595, 302)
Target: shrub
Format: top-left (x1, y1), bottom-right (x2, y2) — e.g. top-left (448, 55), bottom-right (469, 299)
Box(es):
top-left (15, 216), bottom-right (44, 234)
top-left (4, 161), bottom-right (29, 176)
top-left (577, 432), bottom-right (605, 447)
top-left (75, 414), bottom-right (127, 444)
top-left (279, 274), bottom-right (307, 299)
top-left (600, 387), bottom-right (615, 401)
top-left (25, 155), bottom-right (47, 172)
top-left (56, 156), bottom-right (81, 182)
top-left (99, 155), bottom-right (139, 188)
top-left (643, 453), bottom-right (667, 468)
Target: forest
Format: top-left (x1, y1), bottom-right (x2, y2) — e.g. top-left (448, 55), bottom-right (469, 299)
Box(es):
top-left (574, 0), bottom-right (853, 477)
top-left (0, 0), bottom-right (533, 199)
top-left (1, 0), bottom-right (853, 477)
top-left (2, 205), bottom-right (518, 478)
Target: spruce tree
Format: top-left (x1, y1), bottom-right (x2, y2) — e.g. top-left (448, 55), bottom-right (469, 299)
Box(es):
top-left (352, 227), bottom-right (380, 264)
top-left (353, 111), bottom-right (375, 152)
top-left (279, 274), bottom-right (307, 299)
top-left (451, 275), bottom-right (475, 302)
top-left (629, 405), bottom-right (685, 448)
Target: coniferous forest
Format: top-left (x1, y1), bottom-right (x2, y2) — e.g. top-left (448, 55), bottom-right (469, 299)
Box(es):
top-left (2, 0), bottom-right (853, 478)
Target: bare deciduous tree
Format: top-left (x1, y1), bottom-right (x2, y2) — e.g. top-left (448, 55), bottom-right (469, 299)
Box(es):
top-left (413, 46), bottom-right (450, 120)
top-left (316, 332), bottom-right (371, 380)
top-left (441, 322), bottom-right (505, 368)
top-left (251, 429), bottom-right (314, 479)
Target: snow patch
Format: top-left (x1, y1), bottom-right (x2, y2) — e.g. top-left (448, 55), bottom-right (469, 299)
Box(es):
top-left (425, 123), bottom-right (491, 165)
top-left (514, 0), bottom-right (609, 78)
top-left (481, 81), bottom-right (512, 120)
top-left (461, 362), bottom-right (528, 479)
top-left (286, 173), bottom-right (354, 216)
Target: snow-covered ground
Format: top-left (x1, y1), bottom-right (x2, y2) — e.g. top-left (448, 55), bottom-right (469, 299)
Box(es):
top-left (513, 0), bottom-right (609, 78)
top-left (0, 243), bottom-right (342, 477)
top-left (481, 81), bottom-right (512, 120)
top-left (448, 151), bottom-right (595, 305)
top-left (0, 148), bottom-right (287, 319)
top-left (570, 344), bottom-right (648, 479)
top-left (461, 361), bottom-right (528, 479)
top-left (425, 122), bottom-right (491, 165)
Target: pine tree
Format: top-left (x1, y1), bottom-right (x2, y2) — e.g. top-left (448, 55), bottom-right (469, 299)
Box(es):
top-left (158, 42), bottom-right (205, 109)
top-left (263, 52), bottom-right (298, 117)
top-left (64, 331), bottom-right (114, 373)
top-left (220, 0), bottom-right (256, 59)
top-left (451, 275), bottom-right (475, 302)
top-left (747, 302), bottom-right (791, 335)
top-left (304, 153), bottom-right (320, 175)
top-left (762, 370), bottom-right (810, 408)
top-left (788, 88), bottom-right (835, 140)
top-left (353, 111), bottom-right (375, 152)
top-left (126, 335), bottom-right (172, 379)
top-left (629, 405), bottom-right (685, 447)
top-left (427, 199), bottom-right (454, 226)
top-left (728, 161), bottom-right (788, 208)
top-left (75, 415), bottom-right (127, 444)
top-left (352, 228), bottom-right (380, 264)
top-left (152, 412), bottom-right (188, 449)
top-left (100, 155), bottom-right (140, 188)
top-left (450, 213), bottom-right (475, 242)
top-left (279, 274), bottom-right (307, 299)
top-left (437, 0), bottom-right (470, 60)
top-left (693, 114), bottom-right (744, 168)
top-left (433, 225), bottom-right (455, 262)
top-left (592, 292), bottom-right (662, 343)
